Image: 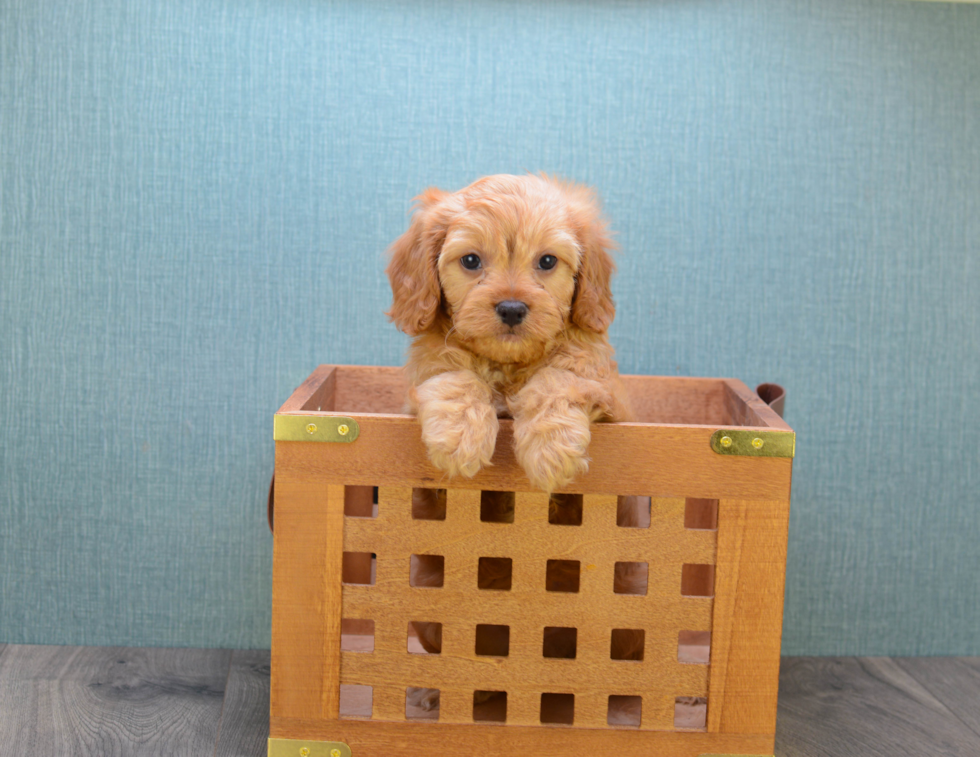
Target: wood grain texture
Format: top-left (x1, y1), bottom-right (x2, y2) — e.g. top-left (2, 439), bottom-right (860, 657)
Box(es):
top-left (280, 366), bottom-right (793, 429)
top-left (777, 657), bottom-right (980, 756)
top-left (338, 487), bottom-right (713, 731)
top-left (214, 650), bottom-right (271, 757)
top-left (269, 468), bottom-right (345, 721)
top-left (893, 656), bottom-right (980, 739)
top-left (274, 420), bottom-right (793, 501)
top-left (707, 498), bottom-right (790, 740)
top-left (0, 645), bottom-right (229, 757)
top-left (270, 715), bottom-right (775, 757)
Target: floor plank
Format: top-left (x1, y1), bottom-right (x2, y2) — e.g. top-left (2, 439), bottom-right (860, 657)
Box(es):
top-left (776, 657), bottom-right (980, 756)
top-left (0, 644), bottom-right (231, 757)
top-left (215, 650), bottom-right (270, 757)
top-left (894, 657), bottom-right (980, 740)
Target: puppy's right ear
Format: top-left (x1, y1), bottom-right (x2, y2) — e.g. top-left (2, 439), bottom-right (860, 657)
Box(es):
top-left (385, 188), bottom-right (448, 336)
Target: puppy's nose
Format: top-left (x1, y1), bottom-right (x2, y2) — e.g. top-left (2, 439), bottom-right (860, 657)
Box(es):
top-left (495, 300), bottom-right (528, 327)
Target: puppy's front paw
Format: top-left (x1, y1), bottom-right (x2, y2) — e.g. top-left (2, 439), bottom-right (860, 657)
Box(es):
top-left (406, 686), bottom-right (440, 711)
top-left (415, 372), bottom-right (498, 479)
top-left (513, 405), bottom-right (591, 491)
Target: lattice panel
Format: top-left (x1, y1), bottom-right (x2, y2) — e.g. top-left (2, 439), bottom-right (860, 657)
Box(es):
top-left (337, 487), bottom-right (716, 731)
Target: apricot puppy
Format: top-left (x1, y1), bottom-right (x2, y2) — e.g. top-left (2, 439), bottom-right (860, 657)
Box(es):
top-left (386, 174), bottom-right (632, 491)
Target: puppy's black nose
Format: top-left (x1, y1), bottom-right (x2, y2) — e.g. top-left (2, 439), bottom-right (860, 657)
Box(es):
top-left (495, 300), bottom-right (528, 327)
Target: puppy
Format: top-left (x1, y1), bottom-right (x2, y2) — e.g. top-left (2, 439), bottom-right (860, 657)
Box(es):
top-left (386, 173), bottom-right (633, 491)
top-left (388, 176), bottom-right (648, 720)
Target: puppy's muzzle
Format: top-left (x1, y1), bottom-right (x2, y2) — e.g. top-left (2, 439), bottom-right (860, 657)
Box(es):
top-left (495, 300), bottom-right (528, 327)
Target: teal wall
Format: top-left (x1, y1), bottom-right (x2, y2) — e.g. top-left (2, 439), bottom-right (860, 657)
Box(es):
top-left (1, 0), bottom-right (978, 655)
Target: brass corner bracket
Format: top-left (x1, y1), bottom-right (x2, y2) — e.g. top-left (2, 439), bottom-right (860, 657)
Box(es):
top-left (710, 429), bottom-right (795, 458)
top-left (268, 738), bottom-right (352, 757)
top-left (274, 415), bottom-right (360, 443)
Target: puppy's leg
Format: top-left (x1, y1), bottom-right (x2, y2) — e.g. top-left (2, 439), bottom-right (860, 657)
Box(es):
top-left (406, 686), bottom-right (440, 711)
top-left (414, 370), bottom-right (498, 479)
top-left (509, 368), bottom-right (607, 491)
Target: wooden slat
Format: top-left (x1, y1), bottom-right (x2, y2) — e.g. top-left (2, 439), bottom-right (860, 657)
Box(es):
top-left (0, 645), bottom-right (229, 757)
top-left (270, 465), bottom-right (345, 721)
top-left (279, 366), bottom-right (790, 430)
top-left (270, 715), bottom-right (775, 756)
top-left (274, 419), bottom-right (793, 500)
top-left (707, 499), bottom-right (790, 736)
top-left (278, 364), bottom-right (337, 413)
top-left (214, 650), bottom-right (270, 757)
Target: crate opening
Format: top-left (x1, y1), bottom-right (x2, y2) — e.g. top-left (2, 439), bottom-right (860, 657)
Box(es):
top-left (681, 564), bottom-right (715, 597)
top-left (546, 559), bottom-right (580, 592)
top-left (344, 485), bottom-right (378, 518)
top-left (684, 498), bottom-right (719, 530)
top-left (607, 695), bottom-right (642, 728)
top-left (548, 493), bottom-right (583, 525)
top-left (678, 630), bottom-right (711, 664)
top-left (610, 628), bottom-right (646, 661)
top-left (616, 495), bottom-right (652, 528)
top-left (614, 561), bottom-right (649, 595)
top-left (340, 618), bottom-right (375, 653)
top-left (475, 624), bottom-right (510, 657)
top-left (478, 557), bottom-right (513, 591)
top-left (338, 684), bottom-right (373, 719)
top-left (412, 488), bottom-right (447, 520)
top-left (472, 691), bottom-right (507, 722)
top-left (405, 687), bottom-right (440, 720)
top-left (407, 621), bottom-right (442, 655)
top-left (674, 696), bottom-right (707, 729)
top-left (542, 626), bottom-right (578, 659)
top-left (409, 554), bottom-right (445, 587)
top-left (540, 693), bottom-right (575, 725)
top-left (342, 552), bottom-right (376, 585)
top-left (480, 490), bottom-right (515, 523)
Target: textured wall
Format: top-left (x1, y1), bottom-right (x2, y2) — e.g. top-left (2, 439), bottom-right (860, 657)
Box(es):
top-left (1, 0), bottom-right (978, 655)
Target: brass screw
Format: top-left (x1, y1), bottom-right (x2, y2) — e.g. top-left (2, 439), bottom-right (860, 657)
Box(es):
top-left (720, 436), bottom-right (733, 448)
top-left (337, 424), bottom-right (350, 436)
top-left (299, 749), bottom-right (310, 757)
top-left (752, 437), bottom-right (764, 449)
top-left (305, 423), bottom-right (317, 434)
top-left (331, 750), bottom-right (342, 757)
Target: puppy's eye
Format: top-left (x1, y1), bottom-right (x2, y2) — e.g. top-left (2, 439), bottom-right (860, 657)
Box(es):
top-left (460, 253), bottom-right (482, 271)
top-left (538, 254), bottom-right (558, 271)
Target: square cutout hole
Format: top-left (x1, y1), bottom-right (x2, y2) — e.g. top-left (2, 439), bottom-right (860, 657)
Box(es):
top-left (342, 552), bottom-right (376, 585)
top-left (542, 626), bottom-right (577, 659)
top-left (678, 630), bottom-right (711, 664)
top-left (407, 621), bottom-right (442, 655)
top-left (340, 618), bottom-right (374, 652)
top-left (338, 684), bottom-right (373, 719)
top-left (685, 498), bottom-right (718, 530)
top-left (616, 495), bottom-right (651, 528)
top-left (405, 687), bottom-right (440, 720)
top-left (344, 486), bottom-right (377, 517)
top-left (548, 493), bottom-right (583, 525)
top-left (410, 554), bottom-right (445, 587)
top-left (478, 557), bottom-right (512, 590)
top-left (480, 490), bottom-right (515, 523)
top-left (540, 693), bottom-right (574, 725)
top-left (613, 561), bottom-right (648, 595)
top-left (610, 628), bottom-right (645, 661)
top-left (473, 691), bottom-right (507, 722)
top-left (412, 488), bottom-right (446, 520)
top-left (607, 695), bottom-right (642, 727)
top-left (475, 624), bottom-right (510, 657)
top-left (546, 559), bottom-right (580, 592)
top-left (674, 696), bottom-right (707, 729)
top-left (681, 564), bottom-right (715, 597)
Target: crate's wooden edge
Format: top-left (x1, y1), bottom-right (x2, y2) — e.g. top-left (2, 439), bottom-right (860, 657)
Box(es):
top-left (269, 715), bottom-right (775, 756)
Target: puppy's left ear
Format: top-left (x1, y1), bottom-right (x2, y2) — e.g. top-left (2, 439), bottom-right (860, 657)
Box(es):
top-left (569, 190), bottom-right (617, 333)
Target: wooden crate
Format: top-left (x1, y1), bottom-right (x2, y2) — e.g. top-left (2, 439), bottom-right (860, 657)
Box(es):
top-left (269, 365), bottom-right (794, 757)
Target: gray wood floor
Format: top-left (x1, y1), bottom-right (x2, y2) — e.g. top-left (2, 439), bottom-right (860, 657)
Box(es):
top-left (0, 645), bottom-right (977, 756)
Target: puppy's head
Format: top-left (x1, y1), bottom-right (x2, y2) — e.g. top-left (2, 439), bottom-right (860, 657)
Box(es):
top-left (386, 174), bottom-right (615, 363)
